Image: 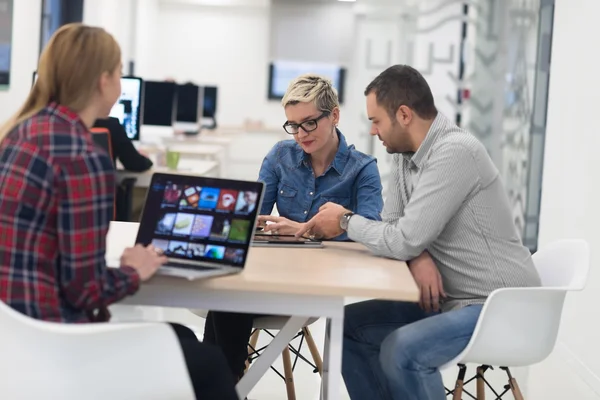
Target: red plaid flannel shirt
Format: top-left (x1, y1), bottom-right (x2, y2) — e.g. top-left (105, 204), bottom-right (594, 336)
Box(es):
top-left (0, 103), bottom-right (139, 322)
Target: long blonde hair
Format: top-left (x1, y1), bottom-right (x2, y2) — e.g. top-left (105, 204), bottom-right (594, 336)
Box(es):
top-left (0, 23), bottom-right (121, 142)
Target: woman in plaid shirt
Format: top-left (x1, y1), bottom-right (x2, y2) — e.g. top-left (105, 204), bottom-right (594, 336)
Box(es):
top-left (0, 23), bottom-right (236, 399)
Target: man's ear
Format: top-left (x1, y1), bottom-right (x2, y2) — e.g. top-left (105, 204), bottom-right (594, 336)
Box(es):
top-left (395, 105), bottom-right (413, 126)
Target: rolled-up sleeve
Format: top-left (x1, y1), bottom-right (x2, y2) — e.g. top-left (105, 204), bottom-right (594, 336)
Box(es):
top-left (354, 159), bottom-right (383, 221)
top-left (257, 144), bottom-right (280, 215)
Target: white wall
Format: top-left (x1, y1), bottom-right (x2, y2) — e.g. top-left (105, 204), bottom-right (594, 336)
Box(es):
top-left (270, 1), bottom-right (355, 65)
top-left (153, 2), bottom-right (279, 127)
top-left (151, 1), bottom-right (359, 129)
top-left (537, 0), bottom-right (600, 397)
top-left (132, 0), bottom-right (160, 78)
top-left (0, 0), bottom-right (41, 123)
top-left (83, 0), bottom-right (134, 69)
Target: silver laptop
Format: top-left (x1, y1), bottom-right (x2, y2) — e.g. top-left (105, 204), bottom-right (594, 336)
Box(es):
top-left (134, 172), bottom-right (264, 280)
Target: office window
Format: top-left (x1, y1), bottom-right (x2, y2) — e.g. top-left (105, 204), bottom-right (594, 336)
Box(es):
top-left (39, 0), bottom-right (83, 53)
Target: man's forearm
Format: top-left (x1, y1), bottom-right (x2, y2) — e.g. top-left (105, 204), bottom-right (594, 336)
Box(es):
top-left (347, 215), bottom-right (424, 261)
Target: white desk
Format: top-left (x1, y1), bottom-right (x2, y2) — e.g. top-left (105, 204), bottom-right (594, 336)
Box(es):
top-left (116, 162), bottom-right (219, 188)
top-left (162, 135), bottom-right (234, 147)
top-left (106, 221), bottom-right (419, 400)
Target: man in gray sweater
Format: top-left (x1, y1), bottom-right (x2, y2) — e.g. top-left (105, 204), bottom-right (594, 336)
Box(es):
top-left (298, 65), bottom-right (540, 400)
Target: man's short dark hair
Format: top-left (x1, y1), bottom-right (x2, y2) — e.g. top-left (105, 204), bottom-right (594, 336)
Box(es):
top-left (365, 65), bottom-right (438, 120)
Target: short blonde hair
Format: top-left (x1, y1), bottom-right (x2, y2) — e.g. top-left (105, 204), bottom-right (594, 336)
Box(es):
top-left (281, 74), bottom-right (339, 113)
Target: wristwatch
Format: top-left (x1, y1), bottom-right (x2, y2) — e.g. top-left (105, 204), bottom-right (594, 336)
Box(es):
top-left (339, 212), bottom-right (355, 231)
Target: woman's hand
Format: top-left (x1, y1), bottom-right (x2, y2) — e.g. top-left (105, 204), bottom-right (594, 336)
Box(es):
top-left (257, 215), bottom-right (305, 236)
top-left (120, 244), bottom-right (168, 281)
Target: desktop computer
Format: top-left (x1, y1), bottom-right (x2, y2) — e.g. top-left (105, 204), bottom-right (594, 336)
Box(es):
top-left (202, 86), bottom-right (218, 119)
top-left (176, 83), bottom-right (201, 123)
top-left (143, 81), bottom-right (177, 127)
top-left (175, 83), bottom-right (202, 135)
top-left (202, 86), bottom-right (218, 129)
top-left (110, 76), bottom-right (143, 141)
top-left (33, 71), bottom-right (143, 141)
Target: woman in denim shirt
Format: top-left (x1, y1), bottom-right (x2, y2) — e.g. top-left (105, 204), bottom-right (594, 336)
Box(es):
top-left (257, 75), bottom-right (383, 239)
top-left (203, 74), bottom-right (384, 382)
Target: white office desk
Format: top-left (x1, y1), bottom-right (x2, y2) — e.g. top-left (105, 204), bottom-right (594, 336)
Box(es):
top-left (116, 162), bottom-right (219, 187)
top-left (106, 221), bottom-right (419, 400)
top-left (167, 143), bottom-right (223, 158)
top-left (162, 135), bottom-right (234, 146)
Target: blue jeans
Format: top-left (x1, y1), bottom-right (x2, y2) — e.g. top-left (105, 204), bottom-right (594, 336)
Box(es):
top-left (342, 300), bottom-right (483, 400)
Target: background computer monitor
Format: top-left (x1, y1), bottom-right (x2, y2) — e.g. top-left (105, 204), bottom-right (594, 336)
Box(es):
top-left (203, 86), bottom-right (218, 118)
top-left (176, 83), bottom-right (201, 123)
top-left (33, 72), bottom-right (143, 141)
top-left (143, 81), bottom-right (177, 126)
top-left (109, 76), bottom-right (143, 141)
top-left (267, 61), bottom-right (346, 104)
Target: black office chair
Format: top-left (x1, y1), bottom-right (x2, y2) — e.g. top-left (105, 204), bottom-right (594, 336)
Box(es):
top-left (115, 177), bottom-right (138, 222)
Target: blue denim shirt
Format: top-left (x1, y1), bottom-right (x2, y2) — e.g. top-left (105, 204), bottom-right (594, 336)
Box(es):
top-left (258, 130), bottom-right (383, 240)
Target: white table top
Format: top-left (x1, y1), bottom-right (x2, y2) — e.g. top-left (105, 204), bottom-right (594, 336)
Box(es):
top-left (116, 161), bottom-right (220, 187)
top-left (106, 221), bottom-right (420, 302)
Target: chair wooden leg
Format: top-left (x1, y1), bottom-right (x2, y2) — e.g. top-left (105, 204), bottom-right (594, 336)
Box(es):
top-left (476, 366), bottom-right (486, 400)
top-left (502, 367), bottom-right (524, 400)
top-left (453, 364), bottom-right (467, 400)
top-left (302, 327), bottom-right (323, 376)
top-left (245, 330), bottom-right (260, 373)
top-left (282, 346), bottom-right (296, 400)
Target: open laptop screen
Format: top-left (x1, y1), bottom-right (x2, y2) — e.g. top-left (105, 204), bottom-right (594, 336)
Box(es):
top-left (136, 173), bottom-right (264, 268)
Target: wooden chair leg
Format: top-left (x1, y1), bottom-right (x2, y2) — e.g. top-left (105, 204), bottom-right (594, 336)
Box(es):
top-left (282, 346), bottom-right (296, 400)
top-left (502, 367), bottom-right (524, 400)
top-left (302, 327), bottom-right (323, 376)
top-left (453, 364), bottom-right (467, 400)
top-left (476, 366), bottom-right (486, 400)
top-left (245, 329), bottom-right (260, 373)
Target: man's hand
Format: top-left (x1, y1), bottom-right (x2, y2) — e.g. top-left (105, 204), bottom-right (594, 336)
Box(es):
top-left (295, 202), bottom-right (350, 239)
top-left (408, 251), bottom-right (446, 313)
top-left (257, 215), bottom-right (305, 236)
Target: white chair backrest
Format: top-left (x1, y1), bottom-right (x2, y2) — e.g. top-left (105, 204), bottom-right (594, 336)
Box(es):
top-left (441, 238), bottom-right (590, 369)
top-left (532, 239), bottom-right (590, 290)
top-left (0, 300), bottom-right (196, 399)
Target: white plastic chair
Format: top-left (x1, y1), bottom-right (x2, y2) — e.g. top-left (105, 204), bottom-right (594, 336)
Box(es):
top-left (0, 301), bottom-right (196, 400)
top-left (442, 239), bottom-right (590, 399)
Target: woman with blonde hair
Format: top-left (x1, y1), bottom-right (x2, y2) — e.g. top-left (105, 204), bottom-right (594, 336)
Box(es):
top-left (203, 74), bottom-right (384, 380)
top-left (0, 23), bottom-right (236, 399)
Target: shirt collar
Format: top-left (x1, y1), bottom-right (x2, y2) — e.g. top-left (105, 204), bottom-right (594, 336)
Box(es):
top-left (406, 112), bottom-right (445, 170)
top-left (297, 129), bottom-right (350, 175)
top-left (47, 102), bottom-right (89, 132)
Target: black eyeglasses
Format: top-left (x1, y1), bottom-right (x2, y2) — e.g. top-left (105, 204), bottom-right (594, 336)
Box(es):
top-left (283, 112), bottom-right (330, 135)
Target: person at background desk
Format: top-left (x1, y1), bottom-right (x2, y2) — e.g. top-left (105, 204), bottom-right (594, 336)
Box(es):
top-left (297, 65), bottom-right (541, 400)
top-left (93, 116), bottom-right (153, 172)
top-left (0, 23), bottom-right (236, 400)
top-left (202, 74), bottom-right (384, 381)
